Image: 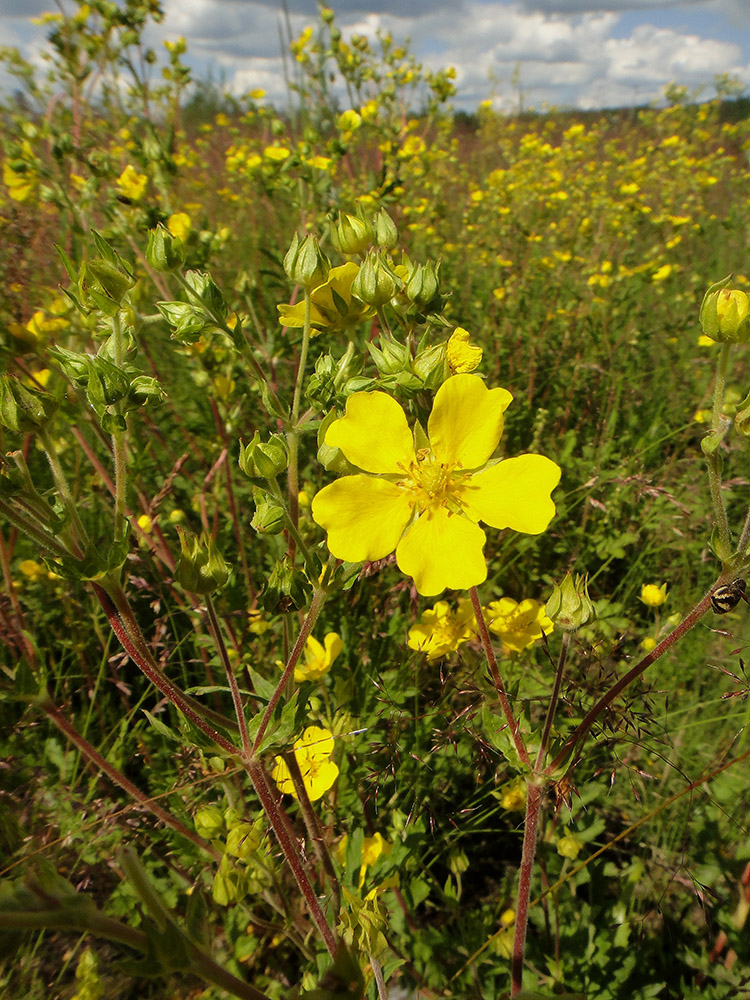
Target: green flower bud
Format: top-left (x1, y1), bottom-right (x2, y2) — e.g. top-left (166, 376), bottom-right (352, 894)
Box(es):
top-left (126, 375), bottom-right (166, 410)
top-left (251, 488), bottom-right (286, 535)
top-left (185, 270), bottom-right (227, 320)
top-left (176, 530), bottom-right (230, 595)
top-left (86, 357), bottom-right (129, 408)
top-left (239, 432), bottom-right (289, 480)
top-left (261, 555), bottom-right (312, 613)
top-left (351, 250), bottom-right (402, 307)
top-left (373, 208), bottom-right (398, 250)
top-left (146, 224), bottom-right (186, 272)
top-left (225, 822), bottom-right (261, 860)
top-left (50, 346), bottom-right (92, 385)
top-left (0, 376), bottom-right (58, 433)
top-left (545, 573), bottom-right (595, 632)
top-left (734, 390), bottom-right (750, 436)
top-left (284, 232), bottom-right (330, 289)
top-left (79, 258), bottom-right (136, 316)
top-left (699, 276), bottom-right (750, 343)
top-left (405, 261), bottom-right (440, 310)
top-left (411, 342), bottom-right (446, 387)
top-left (194, 806), bottom-right (224, 840)
top-left (330, 212), bottom-right (373, 256)
top-left (367, 334), bottom-right (410, 375)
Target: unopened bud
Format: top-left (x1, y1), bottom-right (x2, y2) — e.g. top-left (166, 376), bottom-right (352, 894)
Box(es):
top-left (405, 261), bottom-right (440, 310)
top-left (251, 488), bottom-right (286, 535)
top-left (239, 433), bottom-right (289, 480)
top-left (351, 250), bottom-right (402, 307)
top-left (284, 232), bottom-right (330, 289)
top-left (373, 208), bottom-right (398, 250)
top-left (545, 572), bottom-right (594, 631)
top-left (146, 224), bottom-right (186, 272)
top-left (176, 530), bottom-right (230, 594)
top-left (699, 277), bottom-right (750, 343)
top-left (0, 376), bottom-right (58, 433)
top-left (331, 211), bottom-right (372, 256)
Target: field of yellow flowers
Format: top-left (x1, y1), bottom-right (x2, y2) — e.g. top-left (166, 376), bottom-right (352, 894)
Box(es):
top-left (3, 4), bottom-right (750, 1000)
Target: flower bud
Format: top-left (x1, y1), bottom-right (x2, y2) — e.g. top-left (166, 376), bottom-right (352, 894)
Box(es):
top-left (0, 375), bottom-right (58, 433)
top-left (405, 261), bottom-right (440, 310)
top-left (284, 232), bottom-right (330, 289)
top-left (239, 432), bottom-right (289, 480)
top-left (146, 224), bottom-right (186, 272)
top-left (367, 334), bottom-right (410, 375)
top-left (351, 250), bottom-right (402, 307)
top-left (261, 555), bottom-right (312, 613)
top-left (372, 208), bottom-right (398, 250)
top-left (699, 276), bottom-right (750, 343)
top-left (330, 211), bottom-right (373, 256)
top-left (126, 375), bottom-right (165, 410)
top-left (86, 357), bottom-right (129, 408)
top-left (226, 822), bottom-right (261, 860)
top-left (194, 806), bottom-right (224, 840)
top-left (251, 489), bottom-right (286, 535)
top-left (411, 342), bottom-right (446, 388)
top-left (545, 573), bottom-right (594, 632)
top-left (734, 389), bottom-right (750, 436)
top-left (176, 530), bottom-right (230, 595)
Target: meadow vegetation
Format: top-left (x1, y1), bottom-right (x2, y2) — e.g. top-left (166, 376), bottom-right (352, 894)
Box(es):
top-left (3, 3), bottom-right (750, 998)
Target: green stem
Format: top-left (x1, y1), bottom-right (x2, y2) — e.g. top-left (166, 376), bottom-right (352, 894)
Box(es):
top-left (286, 290), bottom-right (313, 540)
top-left (205, 593), bottom-right (251, 759)
top-left (535, 632), bottom-right (571, 771)
top-left (0, 498), bottom-right (71, 560)
top-left (470, 588), bottom-right (530, 768)
top-left (39, 428), bottom-right (88, 555)
top-left (705, 342), bottom-right (732, 559)
top-left (111, 312), bottom-right (128, 547)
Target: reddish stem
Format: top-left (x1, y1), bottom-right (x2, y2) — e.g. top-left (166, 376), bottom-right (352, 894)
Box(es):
top-left (511, 781), bottom-right (544, 996)
top-left (470, 587), bottom-right (530, 767)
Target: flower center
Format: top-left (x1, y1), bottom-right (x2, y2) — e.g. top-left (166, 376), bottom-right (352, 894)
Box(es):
top-left (401, 452), bottom-right (468, 516)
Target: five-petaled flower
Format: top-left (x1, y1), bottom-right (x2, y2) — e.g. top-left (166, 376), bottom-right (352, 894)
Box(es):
top-left (292, 632), bottom-right (343, 682)
top-left (407, 599), bottom-right (477, 660)
top-left (312, 374), bottom-right (561, 596)
top-left (277, 262), bottom-right (374, 334)
top-left (271, 726), bottom-right (339, 801)
top-left (485, 597), bottom-right (553, 653)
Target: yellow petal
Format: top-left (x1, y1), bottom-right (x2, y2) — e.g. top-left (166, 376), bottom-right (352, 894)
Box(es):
top-left (464, 455), bottom-right (561, 533)
top-left (396, 508), bottom-right (487, 596)
top-left (326, 392), bottom-right (415, 473)
top-left (428, 374), bottom-right (512, 469)
top-left (277, 300), bottom-right (327, 328)
top-left (312, 475), bottom-right (413, 562)
top-left (305, 760), bottom-right (339, 800)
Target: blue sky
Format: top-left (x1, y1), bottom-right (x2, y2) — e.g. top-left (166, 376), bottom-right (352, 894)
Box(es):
top-left (2, 1), bottom-right (749, 112)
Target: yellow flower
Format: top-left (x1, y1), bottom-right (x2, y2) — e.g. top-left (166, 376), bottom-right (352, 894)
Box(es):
top-left (18, 559), bottom-right (46, 582)
top-left (277, 262), bottom-right (373, 333)
top-left (337, 110), bottom-right (362, 132)
top-left (640, 583), bottom-right (668, 607)
top-left (263, 145), bottom-right (291, 163)
top-left (3, 161), bottom-right (36, 202)
top-left (117, 164), bottom-right (148, 201)
top-left (137, 514), bottom-right (153, 533)
top-left (336, 832), bottom-right (391, 887)
top-left (313, 375), bottom-right (561, 596)
top-left (640, 636), bottom-right (658, 652)
top-left (556, 828), bottom-right (583, 860)
top-left (167, 212), bottom-right (191, 242)
top-left (271, 726), bottom-right (339, 801)
top-left (485, 597), bottom-right (553, 653)
top-left (294, 632), bottom-right (343, 682)
top-left (499, 778), bottom-right (526, 812)
top-left (306, 155), bottom-right (332, 171)
top-left (407, 599), bottom-right (476, 661)
top-left (446, 327), bottom-right (482, 375)
top-left (651, 264), bottom-right (673, 282)
top-left (248, 608), bottom-right (271, 635)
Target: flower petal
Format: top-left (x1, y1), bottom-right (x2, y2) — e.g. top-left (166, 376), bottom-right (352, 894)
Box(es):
top-left (464, 454), bottom-right (561, 533)
top-left (326, 392), bottom-right (416, 473)
top-left (396, 508), bottom-right (487, 596)
top-left (312, 475), bottom-right (413, 562)
top-left (428, 374), bottom-right (512, 469)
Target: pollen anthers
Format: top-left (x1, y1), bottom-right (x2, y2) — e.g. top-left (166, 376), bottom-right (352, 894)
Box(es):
top-left (404, 452), bottom-right (467, 515)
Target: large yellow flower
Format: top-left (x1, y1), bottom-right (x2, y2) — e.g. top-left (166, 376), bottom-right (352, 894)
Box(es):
top-left (312, 374), bottom-right (561, 596)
